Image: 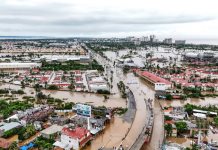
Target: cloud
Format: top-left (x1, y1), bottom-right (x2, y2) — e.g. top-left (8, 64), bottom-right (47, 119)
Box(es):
top-left (0, 0), bottom-right (218, 41)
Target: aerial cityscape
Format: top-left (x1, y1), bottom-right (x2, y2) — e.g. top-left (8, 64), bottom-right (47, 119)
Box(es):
top-left (1, 0), bottom-right (218, 150)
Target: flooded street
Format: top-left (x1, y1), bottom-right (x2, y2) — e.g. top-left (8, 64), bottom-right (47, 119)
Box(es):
top-left (2, 47), bottom-right (218, 150)
top-left (142, 100), bottom-right (164, 150)
top-left (86, 116), bottom-right (131, 149)
top-left (0, 83), bottom-right (126, 108)
top-left (160, 97), bottom-right (218, 108)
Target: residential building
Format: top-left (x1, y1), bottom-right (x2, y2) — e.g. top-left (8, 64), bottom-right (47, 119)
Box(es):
top-left (0, 122), bottom-right (22, 136)
top-left (0, 63), bottom-right (41, 72)
top-left (0, 138), bottom-right (12, 149)
top-left (135, 70), bottom-right (172, 91)
top-left (163, 38), bottom-right (173, 44)
top-left (53, 127), bottom-right (92, 150)
top-left (41, 124), bottom-right (63, 139)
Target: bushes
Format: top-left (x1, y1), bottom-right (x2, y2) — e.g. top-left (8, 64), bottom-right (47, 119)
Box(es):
top-left (2, 124), bottom-right (36, 141)
top-left (37, 92), bottom-right (47, 100)
top-left (117, 81), bottom-right (127, 98)
top-left (11, 90), bottom-right (25, 94)
top-left (175, 121), bottom-right (188, 135)
top-left (184, 103), bottom-right (218, 115)
top-left (0, 89), bottom-right (9, 94)
top-left (47, 85), bottom-right (59, 90)
top-left (0, 100), bottom-right (33, 119)
top-left (122, 66), bottom-right (130, 74)
top-left (56, 102), bottom-right (75, 110)
top-left (164, 124), bottom-right (173, 137)
top-left (165, 115), bottom-right (172, 121)
top-left (114, 107), bottom-right (128, 115)
top-left (96, 89), bottom-right (110, 94)
top-left (34, 136), bottom-right (55, 150)
top-left (41, 60), bottom-right (104, 72)
top-left (18, 125), bottom-right (36, 141)
top-left (165, 94), bottom-right (173, 100)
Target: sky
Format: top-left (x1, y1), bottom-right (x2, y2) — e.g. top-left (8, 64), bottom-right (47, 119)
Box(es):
top-left (1, 0), bottom-right (218, 43)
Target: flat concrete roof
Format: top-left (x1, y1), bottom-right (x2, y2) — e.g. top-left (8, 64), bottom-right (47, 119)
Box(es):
top-left (41, 124), bottom-right (63, 135)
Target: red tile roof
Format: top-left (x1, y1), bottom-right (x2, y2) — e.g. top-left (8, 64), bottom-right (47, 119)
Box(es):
top-left (0, 138), bottom-right (12, 149)
top-left (62, 127), bottom-right (89, 139)
top-left (40, 77), bottom-right (49, 82)
top-left (80, 134), bottom-right (92, 147)
top-left (165, 120), bottom-right (174, 124)
top-left (140, 71), bottom-right (171, 85)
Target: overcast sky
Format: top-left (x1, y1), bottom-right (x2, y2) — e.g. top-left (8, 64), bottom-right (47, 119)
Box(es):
top-left (1, 0), bottom-right (218, 42)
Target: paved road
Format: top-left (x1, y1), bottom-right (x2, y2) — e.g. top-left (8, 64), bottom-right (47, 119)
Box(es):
top-left (85, 44), bottom-right (164, 150)
top-left (122, 90), bottom-right (136, 123)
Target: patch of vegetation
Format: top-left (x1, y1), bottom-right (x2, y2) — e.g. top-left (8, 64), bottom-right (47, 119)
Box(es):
top-left (56, 102), bottom-right (75, 110)
top-left (114, 107), bottom-right (128, 115)
top-left (122, 66), bottom-right (130, 74)
top-left (47, 85), bottom-right (59, 90)
top-left (11, 90), bottom-right (25, 94)
top-left (175, 121), bottom-right (188, 135)
top-left (96, 89), bottom-right (110, 94)
top-left (117, 81), bottom-right (127, 98)
top-left (34, 136), bottom-right (55, 150)
top-left (2, 124), bottom-right (36, 141)
top-left (164, 123), bottom-right (173, 137)
top-left (0, 89), bottom-right (9, 94)
top-left (184, 103), bottom-right (218, 115)
top-left (0, 100), bottom-right (33, 119)
top-left (41, 60), bottom-right (104, 72)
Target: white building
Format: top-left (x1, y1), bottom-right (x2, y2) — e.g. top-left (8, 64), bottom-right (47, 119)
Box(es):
top-left (39, 55), bottom-right (90, 63)
top-left (53, 127), bottom-right (92, 150)
top-left (163, 38), bottom-right (173, 44)
top-left (0, 62), bottom-right (41, 72)
top-left (86, 70), bottom-right (109, 92)
top-left (154, 83), bottom-right (168, 91)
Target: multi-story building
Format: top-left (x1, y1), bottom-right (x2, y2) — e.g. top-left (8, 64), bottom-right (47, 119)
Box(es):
top-left (175, 40), bottom-right (186, 45)
top-left (54, 127), bottom-right (92, 150)
top-left (163, 38), bottom-right (173, 44)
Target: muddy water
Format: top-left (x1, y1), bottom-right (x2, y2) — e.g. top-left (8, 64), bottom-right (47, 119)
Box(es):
top-left (165, 129), bottom-right (218, 148)
top-left (85, 116), bottom-right (131, 150)
top-left (104, 50), bottom-right (166, 149)
top-left (121, 73), bottom-right (148, 148)
top-left (0, 83), bottom-right (126, 108)
top-left (160, 97), bottom-right (218, 108)
top-left (166, 137), bottom-right (191, 147)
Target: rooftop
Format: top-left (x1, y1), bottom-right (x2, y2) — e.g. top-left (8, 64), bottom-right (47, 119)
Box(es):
top-left (41, 124), bottom-right (63, 135)
top-left (140, 71), bottom-right (171, 85)
top-left (0, 122), bottom-right (21, 132)
top-left (62, 127), bottom-right (89, 139)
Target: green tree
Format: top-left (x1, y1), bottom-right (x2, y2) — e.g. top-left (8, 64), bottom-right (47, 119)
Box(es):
top-left (166, 94), bottom-right (173, 100)
top-left (21, 81), bottom-right (25, 89)
top-left (164, 123), bottom-right (173, 136)
top-left (47, 85), bottom-right (59, 90)
top-left (8, 142), bottom-right (18, 150)
top-left (175, 121), bottom-right (188, 135)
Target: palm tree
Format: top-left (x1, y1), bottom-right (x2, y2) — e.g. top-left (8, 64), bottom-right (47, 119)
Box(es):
top-left (21, 81), bottom-right (25, 89)
top-left (9, 142), bottom-right (18, 150)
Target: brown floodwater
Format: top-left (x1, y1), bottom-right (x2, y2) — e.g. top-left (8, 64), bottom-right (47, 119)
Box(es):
top-left (166, 137), bottom-right (191, 147)
top-left (160, 97), bottom-right (218, 108)
top-left (85, 116), bottom-right (131, 149)
top-left (0, 83), bottom-right (126, 108)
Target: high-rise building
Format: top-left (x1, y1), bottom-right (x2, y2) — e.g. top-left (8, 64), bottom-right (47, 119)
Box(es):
top-left (150, 35), bottom-right (156, 42)
top-left (175, 40), bottom-right (186, 44)
top-left (163, 38), bottom-right (173, 44)
top-left (140, 36), bottom-right (149, 42)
